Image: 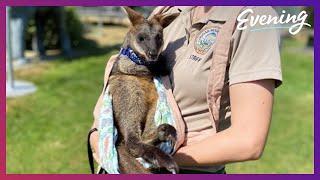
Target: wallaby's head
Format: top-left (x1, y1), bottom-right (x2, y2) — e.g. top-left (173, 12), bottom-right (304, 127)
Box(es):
top-left (122, 7), bottom-right (179, 63)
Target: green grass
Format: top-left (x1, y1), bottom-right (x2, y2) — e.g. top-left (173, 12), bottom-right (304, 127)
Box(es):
top-left (6, 38), bottom-right (313, 174)
top-left (6, 51), bottom-right (118, 173)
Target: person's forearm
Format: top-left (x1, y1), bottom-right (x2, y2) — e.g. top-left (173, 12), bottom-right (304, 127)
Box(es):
top-left (91, 124), bottom-right (262, 167)
top-left (173, 126), bottom-right (263, 167)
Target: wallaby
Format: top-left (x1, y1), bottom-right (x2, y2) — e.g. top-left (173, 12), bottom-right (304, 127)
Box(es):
top-left (107, 7), bottom-right (180, 173)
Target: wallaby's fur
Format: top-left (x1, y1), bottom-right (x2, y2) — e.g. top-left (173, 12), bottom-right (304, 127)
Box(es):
top-left (108, 7), bottom-right (180, 173)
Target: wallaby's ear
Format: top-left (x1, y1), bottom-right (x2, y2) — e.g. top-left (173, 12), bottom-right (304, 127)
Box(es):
top-left (154, 13), bottom-right (180, 28)
top-left (122, 6), bottom-right (145, 26)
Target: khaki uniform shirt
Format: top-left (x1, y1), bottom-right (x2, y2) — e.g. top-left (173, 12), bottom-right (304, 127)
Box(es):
top-left (153, 6), bottom-right (282, 172)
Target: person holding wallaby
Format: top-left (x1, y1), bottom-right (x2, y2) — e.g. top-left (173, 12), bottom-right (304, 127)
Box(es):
top-left (88, 6), bottom-right (282, 174)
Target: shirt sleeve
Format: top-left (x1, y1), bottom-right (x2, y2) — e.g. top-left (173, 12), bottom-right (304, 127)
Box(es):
top-left (229, 6), bottom-right (283, 88)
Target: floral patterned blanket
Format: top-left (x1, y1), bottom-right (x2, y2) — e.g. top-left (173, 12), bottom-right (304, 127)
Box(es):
top-left (98, 77), bottom-right (176, 174)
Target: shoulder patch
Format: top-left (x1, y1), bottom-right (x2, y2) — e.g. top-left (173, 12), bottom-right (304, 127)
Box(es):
top-left (194, 27), bottom-right (219, 55)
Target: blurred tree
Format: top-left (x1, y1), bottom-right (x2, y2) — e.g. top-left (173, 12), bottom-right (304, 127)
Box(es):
top-left (26, 7), bottom-right (84, 58)
top-left (304, 6), bottom-right (313, 47)
top-left (65, 7), bottom-right (85, 48)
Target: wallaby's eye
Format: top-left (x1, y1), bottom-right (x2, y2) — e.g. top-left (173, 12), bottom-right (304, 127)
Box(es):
top-left (156, 34), bottom-right (163, 42)
top-left (138, 35), bottom-right (145, 42)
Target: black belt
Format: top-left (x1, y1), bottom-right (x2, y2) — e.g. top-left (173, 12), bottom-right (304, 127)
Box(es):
top-left (87, 128), bottom-right (98, 174)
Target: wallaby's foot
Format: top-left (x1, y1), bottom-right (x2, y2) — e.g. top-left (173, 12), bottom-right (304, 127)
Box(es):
top-left (142, 144), bottom-right (179, 173)
top-left (118, 144), bottom-right (151, 174)
top-left (157, 124), bottom-right (177, 149)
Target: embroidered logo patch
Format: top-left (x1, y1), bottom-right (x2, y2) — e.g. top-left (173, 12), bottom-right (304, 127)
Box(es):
top-left (194, 28), bottom-right (219, 55)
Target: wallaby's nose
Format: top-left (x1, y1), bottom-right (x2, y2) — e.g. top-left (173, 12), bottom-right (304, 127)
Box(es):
top-left (148, 50), bottom-right (158, 59)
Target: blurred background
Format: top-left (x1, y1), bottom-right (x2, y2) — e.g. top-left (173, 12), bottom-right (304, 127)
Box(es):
top-left (6, 6), bottom-right (314, 173)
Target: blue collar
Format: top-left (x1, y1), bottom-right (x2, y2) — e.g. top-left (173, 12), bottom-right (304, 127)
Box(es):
top-left (120, 47), bottom-right (153, 66)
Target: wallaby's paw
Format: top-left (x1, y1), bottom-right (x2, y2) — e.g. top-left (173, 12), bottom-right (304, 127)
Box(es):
top-left (142, 145), bottom-right (179, 173)
top-left (161, 157), bottom-right (179, 174)
top-left (157, 124), bottom-right (177, 149)
top-left (142, 145), bottom-right (160, 167)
